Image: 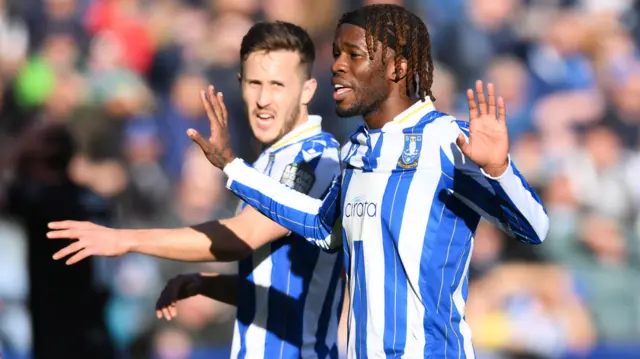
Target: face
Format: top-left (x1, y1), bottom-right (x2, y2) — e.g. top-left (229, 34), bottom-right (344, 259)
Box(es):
top-left (332, 24), bottom-right (391, 118)
top-left (241, 50), bottom-right (316, 144)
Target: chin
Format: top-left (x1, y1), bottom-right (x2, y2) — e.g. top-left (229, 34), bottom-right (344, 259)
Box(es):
top-left (335, 103), bottom-right (362, 118)
top-left (254, 128), bottom-right (284, 145)
top-left (254, 133), bottom-right (277, 145)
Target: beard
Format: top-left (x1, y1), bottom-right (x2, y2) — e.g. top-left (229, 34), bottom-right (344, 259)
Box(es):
top-left (247, 96), bottom-right (302, 146)
top-left (274, 103), bottom-right (301, 143)
top-left (335, 70), bottom-right (389, 118)
top-left (335, 89), bottom-right (386, 118)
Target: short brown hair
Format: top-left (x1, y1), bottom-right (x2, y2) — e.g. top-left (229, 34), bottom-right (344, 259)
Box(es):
top-left (239, 21), bottom-right (315, 79)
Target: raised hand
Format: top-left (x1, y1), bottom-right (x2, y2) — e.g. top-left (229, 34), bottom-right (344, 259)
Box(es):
top-left (188, 85), bottom-right (237, 169)
top-left (456, 80), bottom-right (510, 177)
top-left (47, 221), bottom-right (130, 264)
top-left (155, 273), bottom-right (204, 320)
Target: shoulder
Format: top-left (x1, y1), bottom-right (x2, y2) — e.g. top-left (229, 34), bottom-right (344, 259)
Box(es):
top-left (279, 133), bottom-right (341, 195)
top-left (425, 113), bottom-right (469, 140)
top-left (275, 132), bottom-right (339, 163)
top-left (408, 113), bottom-right (469, 161)
top-left (406, 111), bottom-right (463, 136)
top-left (301, 131), bottom-right (341, 153)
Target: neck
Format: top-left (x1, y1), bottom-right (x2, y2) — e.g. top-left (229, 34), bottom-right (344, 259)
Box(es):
top-left (293, 108), bottom-right (310, 130)
top-left (268, 108), bottom-right (310, 147)
top-left (363, 96), bottom-right (415, 130)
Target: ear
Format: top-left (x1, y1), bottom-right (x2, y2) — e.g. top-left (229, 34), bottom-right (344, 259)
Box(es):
top-left (237, 72), bottom-right (242, 83)
top-left (301, 77), bottom-right (318, 106)
top-left (386, 56), bottom-right (408, 82)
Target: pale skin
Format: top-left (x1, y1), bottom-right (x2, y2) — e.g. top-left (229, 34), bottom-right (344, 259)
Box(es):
top-left (47, 51), bottom-right (318, 320)
top-left (48, 75), bottom-right (509, 322)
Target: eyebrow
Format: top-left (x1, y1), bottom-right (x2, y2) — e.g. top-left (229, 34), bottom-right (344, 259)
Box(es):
top-left (343, 41), bottom-right (367, 53)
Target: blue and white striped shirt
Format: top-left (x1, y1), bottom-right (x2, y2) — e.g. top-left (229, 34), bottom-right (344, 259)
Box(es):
top-left (224, 102), bottom-right (549, 358)
top-left (230, 115), bottom-right (345, 359)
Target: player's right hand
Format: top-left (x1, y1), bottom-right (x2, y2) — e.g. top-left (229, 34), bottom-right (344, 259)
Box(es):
top-left (47, 221), bottom-right (130, 264)
top-left (155, 273), bottom-right (203, 320)
top-left (188, 85), bottom-right (237, 169)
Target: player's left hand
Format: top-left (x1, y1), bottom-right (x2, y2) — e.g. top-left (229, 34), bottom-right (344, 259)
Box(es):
top-left (155, 273), bottom-right (204, 320)
top-left (456, 80), bottom-right (510, 177)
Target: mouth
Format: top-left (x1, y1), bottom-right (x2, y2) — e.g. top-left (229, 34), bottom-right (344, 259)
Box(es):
top-left (333, 84), bottom-right (353, 102)
top-left (254, 112), bottom-right (275, 130)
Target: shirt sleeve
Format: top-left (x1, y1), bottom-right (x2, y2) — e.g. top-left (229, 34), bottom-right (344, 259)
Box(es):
top-left (444, 120), bottom-right (550, 244)
top-left (224, 142), bottom-right (343, 252)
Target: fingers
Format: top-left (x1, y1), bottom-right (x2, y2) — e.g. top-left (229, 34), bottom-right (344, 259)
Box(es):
top-left (475, 80), bottom-right (487, 115)
top-left (200, 89), bottom-right (218, 127)
top-left (487, 83), bottom-right (496, 117)
top-left (47, 229), bottom-right (80, 240)
top-left (160, 305), bottom-right (177, 320)
top-left (466, 89), bottom-right (478, 121)
top-left (65, 248), bottom-right (93, 265)
top-left (497, 96), bottom-right (507, 124)
top-left (187, 128), bottom-right (210, 152)
top-left (47, 220), bottom-right (92, 230)
top-left (208, 86), bottom-right (225, 124)
top-left (52, 241), bottom-right (84, 260)
top-left (156, 277), bottom-right (185, 320)
top-left (218, 92), bottom-right (228, 126)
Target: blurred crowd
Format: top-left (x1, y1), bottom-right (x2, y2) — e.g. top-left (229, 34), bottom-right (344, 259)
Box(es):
top-left (1, 0), bottom-right (640, 358)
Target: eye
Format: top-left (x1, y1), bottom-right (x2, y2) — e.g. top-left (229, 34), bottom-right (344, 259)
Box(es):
top-left (350, 53), bottom-right (361, 59)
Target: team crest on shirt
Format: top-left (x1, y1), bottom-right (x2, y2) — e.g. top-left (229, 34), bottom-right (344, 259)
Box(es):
top-left (397, 134), bottom-right (422, 169)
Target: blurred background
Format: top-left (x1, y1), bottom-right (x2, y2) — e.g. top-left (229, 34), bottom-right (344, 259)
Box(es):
top-left (1, 0), bottom-right (640, 358)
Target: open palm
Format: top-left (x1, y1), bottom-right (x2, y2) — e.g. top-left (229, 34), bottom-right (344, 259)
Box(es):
top-left (455, 80), bottom-right (510, 177)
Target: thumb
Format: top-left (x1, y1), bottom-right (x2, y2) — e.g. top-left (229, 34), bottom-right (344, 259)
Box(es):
top-left (456, 134), bottom-right (471, 157)
top-left (187, 129), bottom-right (209, 152)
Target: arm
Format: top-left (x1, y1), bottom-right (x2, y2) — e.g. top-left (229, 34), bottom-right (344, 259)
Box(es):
top-left (48, 206), bottom-right (292, 264)
top-left (223, 158), bottom-right (342, 251)
top-left (448, 120), bottom-right (549, 244)
top-left (197, 273), bottom-right (238, 304)
top-left (155, 272), bottom-right (238, 320)
top-left (129, 206), bottom-right (291, 262)
top-left (451, 81), bottom-right (549, 244)
top-left (49, 134), bottom-right (343, 263)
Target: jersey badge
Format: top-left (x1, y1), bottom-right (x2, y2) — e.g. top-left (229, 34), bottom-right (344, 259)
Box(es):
top-left (397, 134), bottom-right (422, 169)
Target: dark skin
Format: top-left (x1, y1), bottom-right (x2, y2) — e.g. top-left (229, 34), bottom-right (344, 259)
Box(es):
top-left (331, 24), bottom-right (413, 129)
top-left (190, 25), bottom-right (510, 177)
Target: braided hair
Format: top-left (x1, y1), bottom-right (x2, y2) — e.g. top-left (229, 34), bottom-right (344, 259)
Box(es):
top-left (336, 4), bottom-right (435, 102)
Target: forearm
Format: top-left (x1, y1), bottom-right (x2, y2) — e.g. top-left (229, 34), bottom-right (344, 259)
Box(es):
top-left (223, 158), bottom-right (340, 245)
top-left (482, 160), bottom-right (549, 244)
top-left (198, 273), bottom-right (238, 305)
top-left (127, 221), bottom-right (252, 262)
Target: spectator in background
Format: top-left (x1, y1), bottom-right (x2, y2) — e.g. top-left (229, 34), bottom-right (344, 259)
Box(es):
top-left (0, 0), bottom-right (29, 80)
top-left (467, 262), bottom-right (595, 359)
top-left (1, 124), bottom-right (114, 359)
top-left (84, 0), bottom-right (153, 75)
top-left (485, 56), bottom-right (534, 142)
top-left (154, 69), bottom-right (211, 182)
top-left (3, 0), bottom-right (640, 358)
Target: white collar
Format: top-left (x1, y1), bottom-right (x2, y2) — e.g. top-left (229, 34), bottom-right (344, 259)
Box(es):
top-left (379, 98), bottom-right (436, 132)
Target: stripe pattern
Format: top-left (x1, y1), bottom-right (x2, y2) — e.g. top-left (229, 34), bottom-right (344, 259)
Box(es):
top-left (224, 102), bottom-right (549, 358)
top-left (230, 116), bottom-right (345, 359)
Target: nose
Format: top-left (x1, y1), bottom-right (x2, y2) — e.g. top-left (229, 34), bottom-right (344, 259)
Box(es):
top-left (257, 87), bottom-right (272, 108)
top-left (331, 54), bottom-right (347, 76)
